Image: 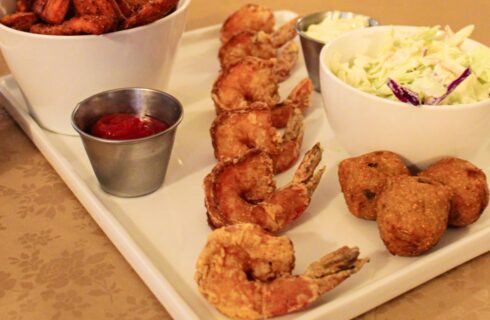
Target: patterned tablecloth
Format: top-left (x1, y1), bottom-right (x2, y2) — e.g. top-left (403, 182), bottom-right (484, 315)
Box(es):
top-left (1, 1), bottom-right (489, 319)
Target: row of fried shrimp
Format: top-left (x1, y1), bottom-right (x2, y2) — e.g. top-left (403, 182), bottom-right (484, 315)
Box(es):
top-left (207, 3), bottom-right (322, 231)
top-left (196, 5), bottom-right (368, 320)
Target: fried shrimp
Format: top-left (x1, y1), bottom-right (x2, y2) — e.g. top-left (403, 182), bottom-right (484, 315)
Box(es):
top-left (220, 4), bottom-right (274, 43)
top-left (204, 144), bottom-right (325, 233)
top-left (212, 57), bottom-right (312, 126)
top-left (218, 18), bottom-right (298, 72)
top-left (211, 103), bottom-right (303, 173)
top-left (195, 223), bottom-right (369, 320)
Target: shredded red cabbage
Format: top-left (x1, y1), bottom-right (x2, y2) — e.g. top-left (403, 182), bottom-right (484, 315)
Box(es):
top-left (387, 79), bottom-right (421, 106)
top-left (387, 68), bottom-right (472, 106)
top-left (424, 68), bottom-right (472, 105)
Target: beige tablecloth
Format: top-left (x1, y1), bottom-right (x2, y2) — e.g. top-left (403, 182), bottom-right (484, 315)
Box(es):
top-left (1, 1), bottom-right (489, 319)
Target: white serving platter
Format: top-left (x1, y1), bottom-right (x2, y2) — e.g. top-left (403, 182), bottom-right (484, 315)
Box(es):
top-left (1, 11), bottom-right (489, 320)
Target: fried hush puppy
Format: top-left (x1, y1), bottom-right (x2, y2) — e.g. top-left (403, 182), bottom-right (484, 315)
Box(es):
top-left (419, 158), bottom-right (489, 227)
top-left (376, 176), bottom-right (451, 256)
top-left (338, 151), bottom-right (410, 220)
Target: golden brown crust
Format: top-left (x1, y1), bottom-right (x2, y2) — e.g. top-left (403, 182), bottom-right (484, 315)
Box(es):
top-left (30, 14), bottom-right (116, 35)
top-left (338, 151), bottom-right (410, 220)
top-left (5, 0), bottom-right (179, 34)
top-left (419, 157), bottom-right (489, 227)
top-left (34, 0), bottom-right (70, 24)
top-left (220, 3), bottom-right (275, 43)
top-left (218, 31), bottom-right (276, 70)
top-left (16, 0), bottom-right (34, 12)
top-left (203, 144), bottom-right (323, 233)
top-left (0, 12), bottom-right (38, 31)
top-left (376, 175), bottom-right (451, 256)
top-left (123, 0), bottom-right (178, 29)
top-left (212, 56), bottom-right (280, 113)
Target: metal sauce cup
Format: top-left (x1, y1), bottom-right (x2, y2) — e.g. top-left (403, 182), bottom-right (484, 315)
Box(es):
top-left (72, 88), bottom-right (183, 197)
top-left (296, 11), bottom-right (379, 92)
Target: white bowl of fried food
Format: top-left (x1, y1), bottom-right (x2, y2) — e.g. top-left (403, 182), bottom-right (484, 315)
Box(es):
top-left (0, 0), bottom-right (190, 135)
top-left (319, 25), bottom-right (490, 167)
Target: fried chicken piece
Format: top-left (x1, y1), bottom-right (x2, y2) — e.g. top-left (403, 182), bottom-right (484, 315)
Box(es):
top-left (72, 0), bottom-right (121, 19)
top-left (114, 0), bottom-right (148, 17)
top-left (29, 0), bottom-right (122, 35)
top-left (376, 176), bottom-right (451, 256)
top-left (123, 0), bottom-right (179, 29)
top-left (338, 151), bottom-right (410, 220)
top-left (32, 0), bottom-right (70, 24)
top-left (30, 15), bottom-right (116, 35)
top-left (0, 12), bottom-right (38, 31)
top-left (419, 158), bottom-right (489, 227)
top-left (16, 0), bottom-right (34, 12)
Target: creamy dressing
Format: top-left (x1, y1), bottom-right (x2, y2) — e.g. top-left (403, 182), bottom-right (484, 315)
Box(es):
top-left (305, 12), bottom-right (370, 43)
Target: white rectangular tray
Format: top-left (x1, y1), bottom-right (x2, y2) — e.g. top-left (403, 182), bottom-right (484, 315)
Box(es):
top-left (1, 12), bottom-right (489, 320)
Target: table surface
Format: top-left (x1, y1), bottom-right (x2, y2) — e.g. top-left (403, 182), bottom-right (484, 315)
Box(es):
top-left (1, 1), bottom-right (489, 319)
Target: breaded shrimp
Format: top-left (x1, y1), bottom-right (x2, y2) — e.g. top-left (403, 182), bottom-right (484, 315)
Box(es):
top-left (220, 4), bottom-right (274, 43)
top-left (195, 223), bottom-right (369, 320)
top-left (212, 57), bottom-right (279, 111)
top-left (210, 103), bottom-right (303, 173)
top-left (218, 17), bottom-right (298, 71)
top-left (212, 56), bottom-right (312, 127)
top-left (204, 144), bottom-right (325, 233)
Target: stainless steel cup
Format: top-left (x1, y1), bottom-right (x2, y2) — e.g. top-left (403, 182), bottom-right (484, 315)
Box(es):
top-left (296, 11), bottom-right (379, 92)
top-left (72, 88), bottom-right (183, 197)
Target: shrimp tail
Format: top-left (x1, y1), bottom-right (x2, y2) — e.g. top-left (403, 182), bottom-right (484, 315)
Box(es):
top-left (304, 246), bottom-right (370, 294)
top-left (273, 41), bottom-right (299, 82)
top-left (293, 143), bottom-right (323, 181)
top-left (271, 17), bottom-right (298, 47)
top-left (283, 107), bottom-right (304, 141)
top-left (292, 143), bottom-right (325, 195)
top-left (271, 78), bottom-right (313, 128)
top-left (272, 108), bottom-right (304, 173)
top-left (287, 77), bottom-right (313, 112)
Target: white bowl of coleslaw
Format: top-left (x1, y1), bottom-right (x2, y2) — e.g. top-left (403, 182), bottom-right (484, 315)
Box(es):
top-left (319, 25), bottom-right (490, 167)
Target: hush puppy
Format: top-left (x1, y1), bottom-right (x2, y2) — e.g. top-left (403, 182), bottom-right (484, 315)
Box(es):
top-left (376, 176), bottom-right (451, 256)
top-left (419, 158), bottom-right (489, 227)
top-left (338, 151), bottom-right (410, 220)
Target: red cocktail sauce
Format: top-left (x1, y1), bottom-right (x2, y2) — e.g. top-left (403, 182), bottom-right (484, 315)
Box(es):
top-left (91, 113), bottom-right (169, 140)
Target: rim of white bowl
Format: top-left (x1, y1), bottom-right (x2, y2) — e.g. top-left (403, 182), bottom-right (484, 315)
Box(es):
top-left (319, 25), bottom-right (490, 110)
top-left (0, 0), bottom-right (191, 39)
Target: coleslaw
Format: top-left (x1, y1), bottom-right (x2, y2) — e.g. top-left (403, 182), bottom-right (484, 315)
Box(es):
top-left (330, 25), bottom-right (490, 105)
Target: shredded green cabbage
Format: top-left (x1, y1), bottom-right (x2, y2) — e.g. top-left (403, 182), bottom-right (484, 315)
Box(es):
top-left (330, 25), bottom-right (490, 105)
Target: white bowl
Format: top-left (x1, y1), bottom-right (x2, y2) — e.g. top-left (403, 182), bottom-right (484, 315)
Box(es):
top-left (319, 25), bottom-right (490, 167)
top-left (0, 0), bottom-right (190, 135)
